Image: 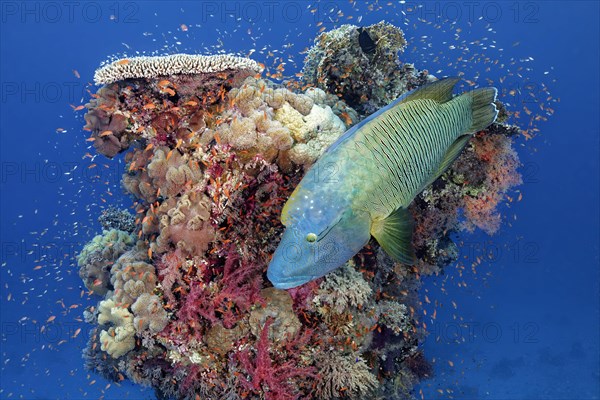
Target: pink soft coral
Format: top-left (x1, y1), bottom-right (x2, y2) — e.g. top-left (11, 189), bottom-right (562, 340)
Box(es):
top-left (463, 134), bottom-right (522, 234)
top-left (236, 319), bottom-right (316, 400)
top-left (177, 246), bottom-right (263, 329)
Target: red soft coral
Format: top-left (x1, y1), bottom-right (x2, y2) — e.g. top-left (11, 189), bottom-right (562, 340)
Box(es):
top-left (177, 245), bottom-right (263, 329)
top-left (236, 319), bottom-right (316, 400)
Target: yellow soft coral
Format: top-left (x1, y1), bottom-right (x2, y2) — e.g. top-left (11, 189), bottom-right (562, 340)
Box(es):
top-left (98, 299), bottom-right (136, 358)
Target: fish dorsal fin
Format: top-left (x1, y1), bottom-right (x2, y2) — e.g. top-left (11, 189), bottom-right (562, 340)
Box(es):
top-left (370, 207), bottom-right (415, 265)
top-left (400, 76), bottom-right (461, 104)
top-left (323, 77), bottom-right (460, 156)
top-left (424, 134), bottom-right (472, 189)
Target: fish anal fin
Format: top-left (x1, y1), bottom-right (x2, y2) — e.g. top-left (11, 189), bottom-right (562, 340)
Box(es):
top-left (426, 134), bottom-right (472, 188)
top-left (370, 207), bottom-right (415, 265)
top-left (401, 77), bottom-right (461, 104)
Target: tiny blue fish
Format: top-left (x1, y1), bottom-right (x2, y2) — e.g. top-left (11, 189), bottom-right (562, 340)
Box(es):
top-left (267, 78), bottom-right (498, 289)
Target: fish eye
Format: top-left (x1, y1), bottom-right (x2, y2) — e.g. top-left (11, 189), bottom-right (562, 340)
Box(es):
top-left (306, 233), bottom-right (317, 243)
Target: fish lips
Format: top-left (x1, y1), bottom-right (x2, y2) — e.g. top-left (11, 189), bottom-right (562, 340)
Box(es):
top-left (267, 273), bottom-right (314, 290)
top-left (267, 228), bottom-right (323, 289)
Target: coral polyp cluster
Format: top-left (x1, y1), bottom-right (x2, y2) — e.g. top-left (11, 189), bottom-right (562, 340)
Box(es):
top-left (79, 22), bottom-right (523, 399)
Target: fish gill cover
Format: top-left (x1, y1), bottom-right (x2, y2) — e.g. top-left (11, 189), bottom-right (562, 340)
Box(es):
top-left (78, 22), bottom-right (524, 399)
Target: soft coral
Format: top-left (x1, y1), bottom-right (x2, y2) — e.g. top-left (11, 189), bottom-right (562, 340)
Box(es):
top-left (236, 319), bottom-right (316, 400)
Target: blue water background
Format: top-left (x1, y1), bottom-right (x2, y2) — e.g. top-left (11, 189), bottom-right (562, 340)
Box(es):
top-left (1, 1), bottom-right (598, 399)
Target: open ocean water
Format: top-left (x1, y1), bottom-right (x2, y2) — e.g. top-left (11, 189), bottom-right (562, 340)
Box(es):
top-left (0, 1), bottom-right (598, 399)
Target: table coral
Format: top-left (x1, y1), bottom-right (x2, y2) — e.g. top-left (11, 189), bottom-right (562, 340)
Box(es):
top-left (80, 23), bottom-right (526, 400)
top-left (94, 54), bottom-right (263, 85)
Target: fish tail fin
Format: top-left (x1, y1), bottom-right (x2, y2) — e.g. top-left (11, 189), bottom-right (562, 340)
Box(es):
top-left (464, 87), bottom-right (499, 132)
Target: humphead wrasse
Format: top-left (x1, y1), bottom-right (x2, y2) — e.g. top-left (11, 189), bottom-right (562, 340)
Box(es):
top-left (267, 77), bottom-right (498, 289)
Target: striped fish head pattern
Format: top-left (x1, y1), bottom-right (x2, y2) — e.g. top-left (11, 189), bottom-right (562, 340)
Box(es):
top-left (267, 183), bottom-right (372, 289)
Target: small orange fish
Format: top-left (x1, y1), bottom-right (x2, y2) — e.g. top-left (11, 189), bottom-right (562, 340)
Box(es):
top-left (117, 59), bottom-right (130, 65)
top-left (99, 130), bottom-right (113, 137)
top-left (47, 316), bottom-right (56, 323)
top-left (143, 103), bottom-right (156, 110)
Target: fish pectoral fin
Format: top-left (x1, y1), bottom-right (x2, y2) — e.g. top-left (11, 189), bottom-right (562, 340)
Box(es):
top-left (371, 207), bottom-right (415, 265)
top-left (425, 134), bottom-right (472, 188)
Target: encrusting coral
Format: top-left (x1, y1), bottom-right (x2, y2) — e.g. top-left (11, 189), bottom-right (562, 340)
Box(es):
top-left (79, 22), bottom-right (525, 400)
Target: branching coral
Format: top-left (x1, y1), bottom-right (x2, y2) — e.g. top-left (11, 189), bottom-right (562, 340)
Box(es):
top-left (314, 351), bottom-right (378, 400)
top-left (98, 206), bottom-right (136, 233)
top-left (313, 263), bottom-right (372, 314)
top-left (377, 300), bottom-right (410, 336)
